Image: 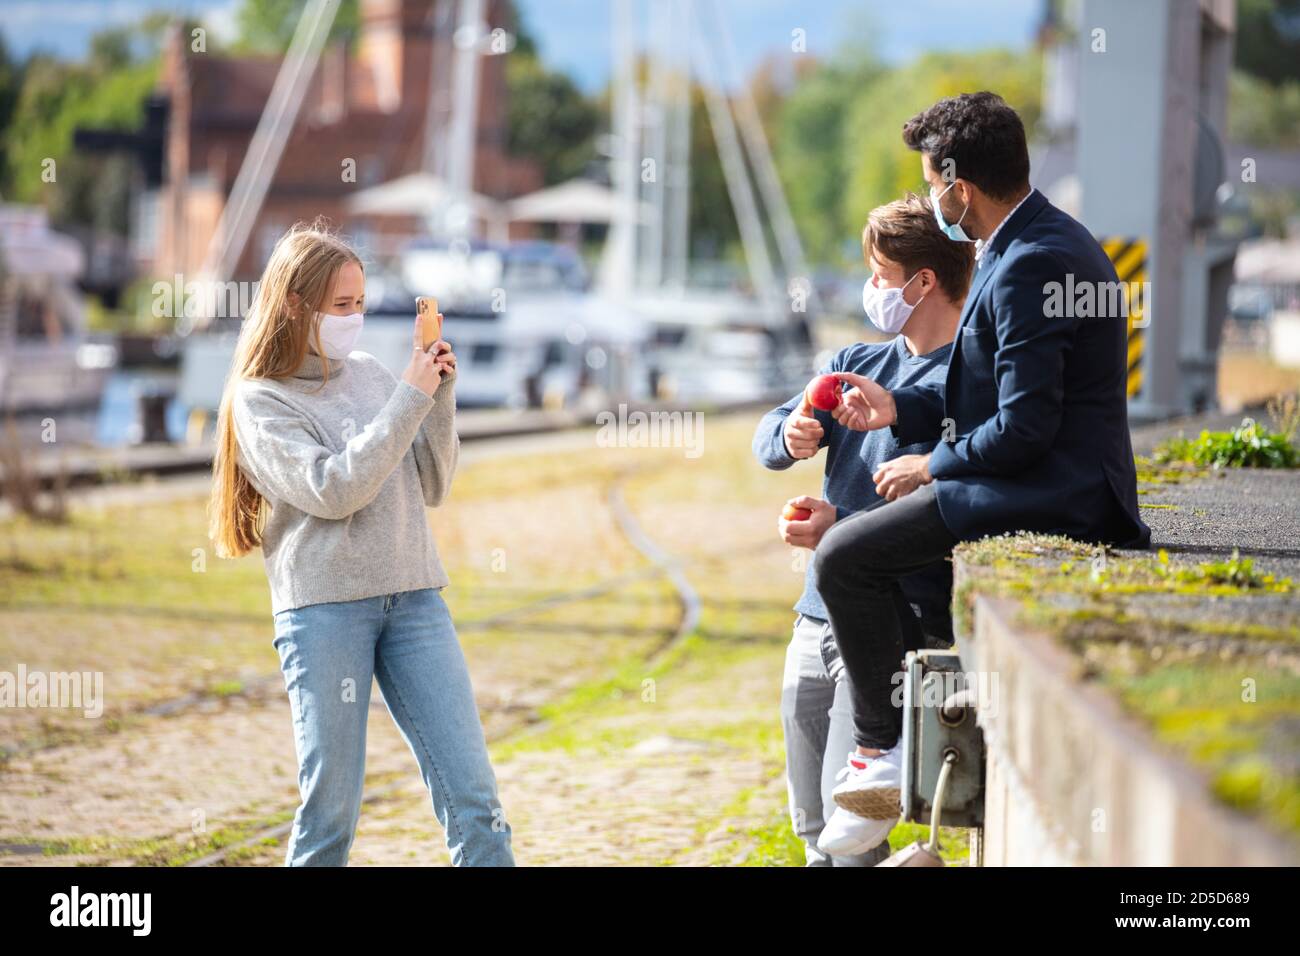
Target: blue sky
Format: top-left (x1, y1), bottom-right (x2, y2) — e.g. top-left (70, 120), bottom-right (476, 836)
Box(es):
top-left (1, 0), bottom-right (1040, 89)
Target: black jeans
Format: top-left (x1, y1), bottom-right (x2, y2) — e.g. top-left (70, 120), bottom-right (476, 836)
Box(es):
top-left (811, 482), bottom-right (958, 750)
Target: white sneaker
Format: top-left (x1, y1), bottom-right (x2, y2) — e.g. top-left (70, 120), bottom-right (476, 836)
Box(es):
top-left (817, 806), bottom-right (893, 857)
top-left (830, 747), bottom-right (903, 819)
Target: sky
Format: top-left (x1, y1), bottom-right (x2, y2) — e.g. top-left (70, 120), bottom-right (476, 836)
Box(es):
top-left (0, 0), bottom-right (1040, 89)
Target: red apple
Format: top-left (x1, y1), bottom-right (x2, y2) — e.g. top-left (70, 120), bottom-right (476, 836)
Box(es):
top-left (782, 503), bottom-right (812, 522)
top-left (805, 374), bottom-right (843, 411)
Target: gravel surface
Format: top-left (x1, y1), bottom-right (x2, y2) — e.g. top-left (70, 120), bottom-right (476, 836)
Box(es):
top-left (1106, 409), bottom-right (1300, 641)
top-left (1125, 409), bottom-right (1300, 582)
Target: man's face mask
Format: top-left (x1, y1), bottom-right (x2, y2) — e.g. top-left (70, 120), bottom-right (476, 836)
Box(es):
top-left (931, 179), bottom-right (974, 243)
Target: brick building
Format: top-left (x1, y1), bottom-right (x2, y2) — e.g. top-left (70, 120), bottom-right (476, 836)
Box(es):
top-left (149, 0), bottom-right (540, 280)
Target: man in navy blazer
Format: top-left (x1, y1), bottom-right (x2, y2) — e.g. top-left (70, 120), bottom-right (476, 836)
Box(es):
top-left (804, 92), bottom-right (1150, 840)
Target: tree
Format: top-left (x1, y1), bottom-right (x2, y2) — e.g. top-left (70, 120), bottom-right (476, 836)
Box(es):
top-left (0, 34), bottom-right (25, 194)
top-left (774, 51), bottom-right (883, 264)
top-left (505, 54), bottom-right (601, 185)
top-left (234, 0), bottom-right (360, 53)
top-left (1235, 0), bottom-right (1300, 86)
top-left (840, 50), bottom-right (1042, 255)
top-left (1230, 69), bottom-right (1300, 148)
top-left (1, 38), bottom-right (158, 232)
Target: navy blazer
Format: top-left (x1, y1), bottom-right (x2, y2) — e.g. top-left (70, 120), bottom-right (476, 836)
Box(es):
top-left (891, 189), bottom-right (1151, 548)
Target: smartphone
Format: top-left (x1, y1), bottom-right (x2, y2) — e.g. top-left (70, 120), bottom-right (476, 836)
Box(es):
top-left (416, 296), bottom-right (441, 351)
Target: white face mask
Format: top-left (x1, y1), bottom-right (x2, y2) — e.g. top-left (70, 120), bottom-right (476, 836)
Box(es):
top-left (862, 270), bottom-right (924, 335)
top-left (313, 311), bottom-right (364, 359)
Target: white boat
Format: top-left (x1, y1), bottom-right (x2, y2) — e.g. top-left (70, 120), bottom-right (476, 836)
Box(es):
top-left (624, 289), bottom-right (814, 405)
top-left (384, 239), bottom-right (655, 409)
top-left (0, 205), bottom-right (117, 416)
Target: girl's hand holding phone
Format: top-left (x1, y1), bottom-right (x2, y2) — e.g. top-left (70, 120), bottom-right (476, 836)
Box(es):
top-left (430, 336), bottom-right (456, 377)
top-left (402, 315), bottom-right (446, 396)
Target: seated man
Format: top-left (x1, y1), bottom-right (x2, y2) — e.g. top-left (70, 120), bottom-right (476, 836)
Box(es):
top-left (813, 92), bottom-right (1150, 846)
top-left (753, 194), bottom-right (974, 864)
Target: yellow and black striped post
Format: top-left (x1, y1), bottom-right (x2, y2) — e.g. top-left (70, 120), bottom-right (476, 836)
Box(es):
top-left (1098, 237), bottom-right (1148, 399)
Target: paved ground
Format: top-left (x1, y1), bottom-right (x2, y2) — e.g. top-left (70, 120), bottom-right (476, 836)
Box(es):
top-left (1129, 408), bottom-right (1300, 579)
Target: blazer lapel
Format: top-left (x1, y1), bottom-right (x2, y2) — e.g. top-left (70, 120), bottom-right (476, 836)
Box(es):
top-left (957, 250), bottom-right (1000, 333)
top-left (955, 189), bottom-right (1048, 333)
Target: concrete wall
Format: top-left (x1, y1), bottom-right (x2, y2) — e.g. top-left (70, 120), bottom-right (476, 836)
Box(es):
top-left (965, 595), bottom-right (1297, 866)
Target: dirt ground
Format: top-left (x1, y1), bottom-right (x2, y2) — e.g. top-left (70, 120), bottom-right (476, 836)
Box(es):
top-left (1, 412), bottom-right (960, 866)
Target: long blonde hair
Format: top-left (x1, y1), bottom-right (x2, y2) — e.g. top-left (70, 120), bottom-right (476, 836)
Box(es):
top-left (208, 220), bottom-right (363, 558)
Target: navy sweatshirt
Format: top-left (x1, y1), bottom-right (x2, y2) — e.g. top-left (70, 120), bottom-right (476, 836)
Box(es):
top-left (753, 334), bottom-right (954, 631)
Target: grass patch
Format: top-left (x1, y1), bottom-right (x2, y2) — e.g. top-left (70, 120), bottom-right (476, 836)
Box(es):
top-left (888, 822), bottom-right (970, 864)
top-left (1153, 418), bottom-right (1299, 469)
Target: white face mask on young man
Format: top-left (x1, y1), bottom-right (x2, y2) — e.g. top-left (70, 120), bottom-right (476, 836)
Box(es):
top-left (313, 311), bottom-right (364, 359)
top-left (861, 270), bottom-right (925, 335)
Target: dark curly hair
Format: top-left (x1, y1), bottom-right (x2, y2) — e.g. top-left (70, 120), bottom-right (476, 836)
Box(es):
top-left (902, 92), bottom-right (1030, 202)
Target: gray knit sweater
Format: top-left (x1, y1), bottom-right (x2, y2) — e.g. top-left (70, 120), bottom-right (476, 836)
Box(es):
top-left (231, 349), bottom-right (458, 614)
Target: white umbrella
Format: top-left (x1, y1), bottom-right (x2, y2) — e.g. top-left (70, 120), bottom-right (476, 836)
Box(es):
top-left (507, 178), bottom-right (649, 224)
top-left (346, 171), bottom-right (504, 225)
top-left (0, 206), bottom-right (84, 277)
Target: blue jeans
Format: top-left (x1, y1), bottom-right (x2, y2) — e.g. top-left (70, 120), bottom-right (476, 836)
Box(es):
top-left (272, 587), bottom-right (514, 866)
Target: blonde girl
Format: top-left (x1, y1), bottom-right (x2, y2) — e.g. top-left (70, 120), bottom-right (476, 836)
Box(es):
top-left (209, 221), bottom-right (513, 866)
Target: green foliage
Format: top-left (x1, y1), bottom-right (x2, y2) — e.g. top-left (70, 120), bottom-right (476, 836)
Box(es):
top-left (0, 34), bottom-right (25, 182)
top-left (775, 47), bottom-right (1042, 267)
top-left (1112, 662), bottom-right (1300, 837)
top-left (505, 51), bottom-right (601, 186)
top-left (887, 822), bottom-right (969, 863)
top-left (841, 50), bottom-right (1043, 257)
top-left (1234, 0), bottom-right (1300, 85)
top-left (1229, 69), bottom-right (1300, 149)
top-left (1154, 547), bottom-right (1287, 591)
top-left (958, 529), bottom-right (1300, 838)
top-left (1153, 418), bottom-right (1300, 469)
top-left (774, 52), bottom-right (883, 262)
top-left (233, 0), bottom-right (359, 53)
top-left (2, 55), bottom-right (157, 232)
top-left (687, 83), bottom-right (739, 257)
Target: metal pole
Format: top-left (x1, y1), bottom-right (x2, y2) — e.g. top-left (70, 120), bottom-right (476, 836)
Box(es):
top-left (598, 0), bottom-right (640, 297)
top-left (641, 0), bottom-right (671, 290)
top-left (664, 0), bottom-right (692, 290)
top-left (446, 0), bottom-right (486, 237)
top-left (423, 0), bottom-right (457, 177)
top-left (689, 7), bottom-right (780, 311)
top-left (708, 0), bottom-right (818, 311)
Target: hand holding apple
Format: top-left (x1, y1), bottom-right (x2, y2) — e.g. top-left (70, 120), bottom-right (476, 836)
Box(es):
top-left (778, 496), bottom-right (836, 550)
top-left (783, 389), bottom-right (824, 459)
